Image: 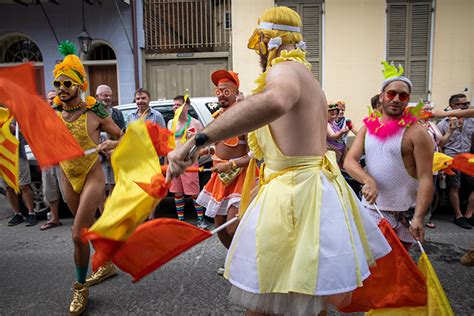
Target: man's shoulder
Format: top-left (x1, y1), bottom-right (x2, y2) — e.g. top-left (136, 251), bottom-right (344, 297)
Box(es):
top-left (150, 108), bottom-right (163, 116)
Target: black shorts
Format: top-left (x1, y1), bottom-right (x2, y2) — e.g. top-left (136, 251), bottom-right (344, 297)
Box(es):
top-left (446, 170), bottom-right (474, 189)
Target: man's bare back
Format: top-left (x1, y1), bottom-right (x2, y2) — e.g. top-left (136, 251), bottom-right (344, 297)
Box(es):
top-left (264, 61), bottom-right (327, 157)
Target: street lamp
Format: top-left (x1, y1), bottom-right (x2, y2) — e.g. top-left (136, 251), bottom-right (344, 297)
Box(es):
top-left (77, 0), bottom-right (92, 54)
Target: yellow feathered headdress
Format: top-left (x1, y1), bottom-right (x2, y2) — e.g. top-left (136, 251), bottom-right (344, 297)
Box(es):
top-left (53, 41), bottom-right (88, 91)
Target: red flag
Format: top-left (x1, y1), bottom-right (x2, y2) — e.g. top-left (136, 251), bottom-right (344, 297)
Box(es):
top-left (339, 219), bottom-right (427, 313)
top-left (451, 153), bottom-right (474, 176)
top-left (0, 64), bottom-right (84, 168)
top-left (108, 218), bottom-right (211, 282)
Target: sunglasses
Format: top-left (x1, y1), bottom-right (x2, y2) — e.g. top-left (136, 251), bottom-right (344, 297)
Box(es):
top-left (214, 88), bottom-right (235, 97)
top-left (453, 102), bottom-right (470, 107)
top-left (53, 80), bottom-right (78, 89)
top-left (385, 90), bottom-right (410, 103)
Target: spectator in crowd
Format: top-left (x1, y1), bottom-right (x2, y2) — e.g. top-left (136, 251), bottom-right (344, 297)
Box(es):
top-left (96, 85), bottom-right (125, 211)
top-left (327, 102), bottom-right (349, 166)
top-left (167, 95), bottom-right (207, 229)
top-left (336, 100), bottom-right (358, 147)
top-left (40, 90), bottom-right (64, 230)
top-left (127, 88), bottom-right (165, 127)
top-left (371, 93), bottom-right (381, 111)
top-left (3, 123), bottom-right (37, 227)
top-left (419, 100), bottom-right (453, 229)
top-left (437, 93), bottom-right (474, 229)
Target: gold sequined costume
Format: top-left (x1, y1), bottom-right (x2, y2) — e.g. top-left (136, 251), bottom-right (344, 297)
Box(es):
top-left (59, 112), bottom-right (99, 193)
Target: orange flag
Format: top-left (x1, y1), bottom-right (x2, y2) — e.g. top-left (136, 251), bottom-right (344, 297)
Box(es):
top-left (339, 219), bottom-right (427, 313)
top-left (111, 218), bottom-right (212, 282)
top-left (0, 64), bottom-right (84, 168)
top-left (0, 108), bottom-right (19, 192)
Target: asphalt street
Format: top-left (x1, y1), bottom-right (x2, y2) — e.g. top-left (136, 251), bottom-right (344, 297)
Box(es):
top-left (0, 195), bottom-right (472, 315)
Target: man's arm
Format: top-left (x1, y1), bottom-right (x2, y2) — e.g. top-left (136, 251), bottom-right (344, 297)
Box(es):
top-left (343, 126), bottom-right (378, 204)
top-left (197, 62), bottom-right (301, 146)
top-left (96, 116), bottom-right (124, 153)
top-left (156, 112), bottom-right (166, 128)
top-left (433, 108), bottom-right (474, 119)
top-left (327, 123), bottom-right (348, 140)
top-left (166, 62), bottom-right (302, 181)
top-left (410, 125), bottom-right (435, 242)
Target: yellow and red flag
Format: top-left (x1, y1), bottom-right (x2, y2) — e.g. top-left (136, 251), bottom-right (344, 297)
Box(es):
top-left (433, 152), bottom-right (474, 176)
top-left (0, 108), bottom-right (19, 192)
top-left (0, 63), bottom-right (84, 168)
top-left (339, 219), bottom-right (427, 313)
top-left (366, 252), bottom-right (454, 315)
top-left (83, 120), bottom-right (173, 272)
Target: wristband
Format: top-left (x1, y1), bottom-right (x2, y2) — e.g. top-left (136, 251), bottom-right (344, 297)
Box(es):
top-left (186, 133), bottom-right (209, 160)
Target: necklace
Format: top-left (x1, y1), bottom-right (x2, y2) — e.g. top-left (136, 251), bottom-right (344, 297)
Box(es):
top-left (175, 115), bottom-right (191, 137)
top-left (63, 102), bottom-right (83, 112)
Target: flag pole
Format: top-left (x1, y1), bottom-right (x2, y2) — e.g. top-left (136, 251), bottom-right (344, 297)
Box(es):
top-left (211, 216), bottom-right (239, 235)
top-left (373, 203), bottom-right (384, 218)
top-left (374, 203), bottom-right (426, 253)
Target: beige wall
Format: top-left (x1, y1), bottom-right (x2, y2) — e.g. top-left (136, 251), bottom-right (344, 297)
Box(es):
top-left (231, 0), bottom-right (274, 95)
top-left (431, 0), bottom-right (474, 109)
top-left (324, 0), bottom-right (386, 127)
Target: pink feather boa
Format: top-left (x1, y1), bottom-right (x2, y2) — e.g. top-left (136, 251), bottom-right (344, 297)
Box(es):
top-left (363, 112), bottom-right (418, 140)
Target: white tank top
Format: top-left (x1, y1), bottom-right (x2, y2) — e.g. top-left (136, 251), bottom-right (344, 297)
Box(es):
top-left (362, 128), bottom-right (418, 211)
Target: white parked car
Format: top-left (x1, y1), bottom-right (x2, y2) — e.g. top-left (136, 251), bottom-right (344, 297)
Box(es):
top-left (116, 96), bottom-right (219, 128)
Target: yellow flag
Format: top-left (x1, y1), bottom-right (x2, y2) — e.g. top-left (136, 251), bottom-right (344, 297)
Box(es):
top-left (366, 252), bottom-right (454, 316)
top-left (87, 120), bottom-right (162, 241)
top-left (0, 108), bottom-right (19, 193)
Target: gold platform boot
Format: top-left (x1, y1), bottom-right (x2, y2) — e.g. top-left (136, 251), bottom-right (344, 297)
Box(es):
top-left (69, 282), bottom-right (89, 316)
top-left (85, 261), bottom-right (117, 286)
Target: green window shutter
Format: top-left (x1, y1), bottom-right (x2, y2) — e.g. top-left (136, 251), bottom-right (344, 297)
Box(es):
top-left (387, 1), bottom-right (432, 100)
top-left (275, 1), bottom-right (322, 83)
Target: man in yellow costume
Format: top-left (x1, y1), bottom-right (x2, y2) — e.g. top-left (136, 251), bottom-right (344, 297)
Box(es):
top-left (167, 7), bottom-right (391, 316)
top-left (52, 41), bottom-right (122, 315)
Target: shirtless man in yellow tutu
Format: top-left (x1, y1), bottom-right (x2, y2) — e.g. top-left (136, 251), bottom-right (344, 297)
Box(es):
top-left (167, 7), bottom-right (390, 315)
top-left (51, 42), bottom-right (122, 315)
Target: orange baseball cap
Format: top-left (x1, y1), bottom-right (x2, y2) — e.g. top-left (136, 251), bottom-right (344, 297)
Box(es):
top-left (211, 69), bottom-right (240, 88)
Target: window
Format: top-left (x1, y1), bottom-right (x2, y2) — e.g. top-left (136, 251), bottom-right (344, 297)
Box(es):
top-left (387, 0), bottom-right (432, 100)
top-left (87, 44), bottom-right (116, 61)
top-left (0, 36), bottom-right (43, 63)
top-left (276, 0), bottom-right (323, 83)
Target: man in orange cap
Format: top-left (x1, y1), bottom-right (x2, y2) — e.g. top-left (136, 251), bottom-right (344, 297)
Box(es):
top-left (196, 69), bottom-right (250, 258)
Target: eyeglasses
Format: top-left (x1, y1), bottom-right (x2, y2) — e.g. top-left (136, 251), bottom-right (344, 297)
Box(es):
top-left (53, 80), bottom-right (78, 89)
top-left (385, 90), bottom-right (410, 103)
top-left (214, 88), bottom-right (235, 97)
